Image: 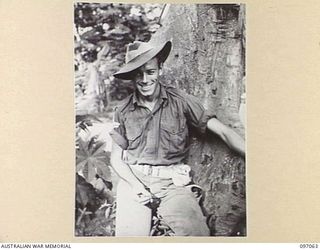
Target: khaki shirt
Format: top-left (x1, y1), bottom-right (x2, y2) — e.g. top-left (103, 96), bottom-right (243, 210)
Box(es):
top-left (109, 84), bottom-right (214, 165)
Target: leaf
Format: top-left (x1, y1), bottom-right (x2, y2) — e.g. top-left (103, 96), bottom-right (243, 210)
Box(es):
top-left (76, 134), bottom-right (110, 182)
top-left (91, 141), bottom-right (107, 157)
top-left (85, 158), bottom-right (96, 182)
top-left (87, 136), bottom-right (98, 154)
top-left (96, 165), bottom-right (112, 183)
top-left (76, 160), bottom-right (88, 172)
top-left (76, 173), bottom-right (97, 207)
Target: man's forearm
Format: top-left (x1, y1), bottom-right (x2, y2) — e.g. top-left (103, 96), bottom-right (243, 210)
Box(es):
top-left (110, 145), bottom-right (152, 204)
top-left (110, 155), bottom-right (143, 188)
top-left (223, 127), bottom-right (245, 157)
top-left (207, 118), bottom-right (245, 157)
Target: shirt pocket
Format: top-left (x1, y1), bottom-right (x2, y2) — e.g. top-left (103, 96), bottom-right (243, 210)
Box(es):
top-left (125, 124), bottom-right (143, 150)
top-left (160, 119), bottom-right (187, 154)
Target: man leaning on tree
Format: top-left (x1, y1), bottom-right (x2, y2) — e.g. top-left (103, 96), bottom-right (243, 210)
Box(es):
top-left (109, 39), bottom-right (245, 236)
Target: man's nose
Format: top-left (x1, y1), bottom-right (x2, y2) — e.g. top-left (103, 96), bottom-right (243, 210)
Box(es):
top-left (138, 73), bottom-right (148, 84)
top-left (142, 73), bottom-right (147, 82)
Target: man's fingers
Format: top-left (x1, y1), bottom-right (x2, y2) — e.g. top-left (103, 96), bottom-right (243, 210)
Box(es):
top-left (131, 184), bottom-right (153, 204)
top-left (135, 192), bottom-right (152, 205)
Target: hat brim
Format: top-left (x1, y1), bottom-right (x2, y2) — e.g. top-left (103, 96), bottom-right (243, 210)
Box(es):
top-left (113, 41), bottom-right (172, 80)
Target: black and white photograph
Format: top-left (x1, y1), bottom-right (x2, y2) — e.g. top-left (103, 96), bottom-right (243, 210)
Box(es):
top-left (74, 3), bottom-right (246, 237)
top-left (3, 0), bottom-right (320, 246)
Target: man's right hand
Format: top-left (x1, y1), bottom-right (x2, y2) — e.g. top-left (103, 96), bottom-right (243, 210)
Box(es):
top-left (110, 142), bottom-right (154, 205)
top-left (132, 183), bottom-right (153, 205)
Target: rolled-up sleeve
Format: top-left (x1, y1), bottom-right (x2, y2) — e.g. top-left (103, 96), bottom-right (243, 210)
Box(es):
top-left (109, 107), bottom-right (128, 150)
top-left (184, 93), bottom-right (216, 134)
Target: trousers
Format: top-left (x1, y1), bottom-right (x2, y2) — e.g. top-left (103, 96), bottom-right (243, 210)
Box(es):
top-left (115, 168), bottom-right (210, 236)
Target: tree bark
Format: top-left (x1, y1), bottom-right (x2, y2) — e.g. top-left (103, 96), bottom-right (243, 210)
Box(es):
top-left (152, 4), bottom-right (246, 236)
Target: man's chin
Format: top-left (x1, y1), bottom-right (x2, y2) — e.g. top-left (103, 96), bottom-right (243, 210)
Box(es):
top-left (139, 91), bottom-right (154, 97)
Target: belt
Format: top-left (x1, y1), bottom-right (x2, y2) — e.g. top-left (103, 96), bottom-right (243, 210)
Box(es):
top-left (130, 164), bottom-right (176, 178)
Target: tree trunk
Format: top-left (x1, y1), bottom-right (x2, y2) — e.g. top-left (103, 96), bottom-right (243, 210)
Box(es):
top-left (152, 4), bottom-right (246, 236)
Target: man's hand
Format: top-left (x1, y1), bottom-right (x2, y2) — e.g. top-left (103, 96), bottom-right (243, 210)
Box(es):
top-left (111, 142), bottom-right (153, 205)
top-left (132, 183), bottom-right (161, 209)
top-left (131, 183), bottom-right (153, 205)
top-left (110, 141), bottom-right (160, 208)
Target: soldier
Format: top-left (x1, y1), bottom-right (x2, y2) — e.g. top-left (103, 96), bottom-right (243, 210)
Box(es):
top-left (110, 39), bottom-right (245, 236)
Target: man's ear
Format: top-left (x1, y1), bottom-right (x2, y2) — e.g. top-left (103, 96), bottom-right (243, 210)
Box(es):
top-left (159, 67), bottom-right (163, 76)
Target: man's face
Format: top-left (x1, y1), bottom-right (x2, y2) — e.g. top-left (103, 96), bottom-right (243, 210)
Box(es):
top-left (133, 57), bottom-right (161, 98)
